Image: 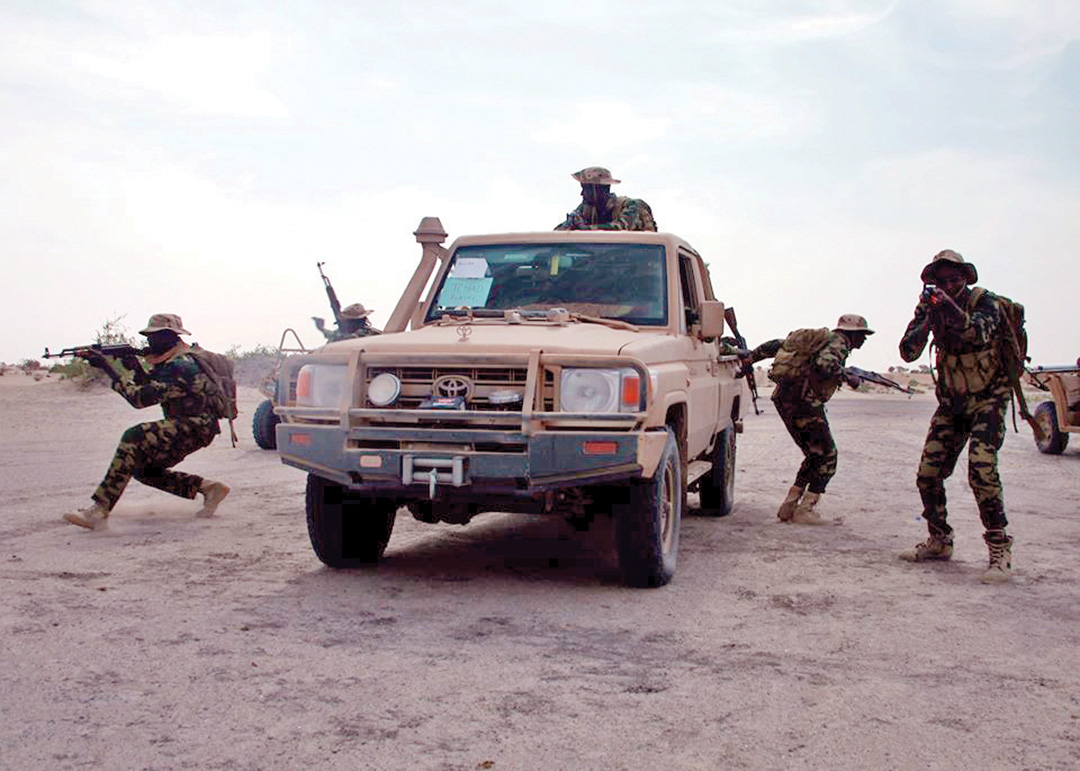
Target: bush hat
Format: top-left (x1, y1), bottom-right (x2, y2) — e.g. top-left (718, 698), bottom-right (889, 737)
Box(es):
top-left (834, 314), bottom-right (874, 335)
top-left (139, 313), bottom-right (191, 335)
top-left (571, 166), bottom-right (620, 186)
top-left (340, 303), bottom-right (374, 319)
top-left (921, 249), bottom-right (978, 284)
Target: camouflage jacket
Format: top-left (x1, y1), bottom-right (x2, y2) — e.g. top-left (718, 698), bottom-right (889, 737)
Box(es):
top-left (113, 351), bottom-right (221, 429)
top-left (900, 287), bottom-right (1008, 398)
top-left (750, 331), bottom-right (851, 405)
top-left (322, 325), bottom-right (380, 343)
top-left (555, 194), bottom-right (658, 232)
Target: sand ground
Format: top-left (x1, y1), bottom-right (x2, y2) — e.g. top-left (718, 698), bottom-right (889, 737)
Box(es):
top-left (1, 373), bottom-right (1078, 770)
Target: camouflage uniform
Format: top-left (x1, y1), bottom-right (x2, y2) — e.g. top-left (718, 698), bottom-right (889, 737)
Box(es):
top-left (92, 349), bottom-right (221, 510)
top-left (750, 332), bottom-right (853, 494)
top-left (555, 194), bottom-right (658, 232)
top-left (900, 286), bottom-right (1009, 542)
top-left (555, 165), bottom-right (658, 232)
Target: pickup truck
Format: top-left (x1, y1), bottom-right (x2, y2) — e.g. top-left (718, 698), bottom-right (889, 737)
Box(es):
top-left (275, 218), bottom-right (748, 587)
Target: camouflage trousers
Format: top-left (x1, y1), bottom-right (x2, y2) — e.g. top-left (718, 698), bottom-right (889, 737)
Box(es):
top-left (93, 417), bottom-right (219, 511)
top-left (916, 390), bottom-right (1009, 540)
top-left (773, 395), bottom-right (837, 494)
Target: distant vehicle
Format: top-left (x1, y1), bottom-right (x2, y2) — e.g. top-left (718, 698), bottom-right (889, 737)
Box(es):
top-left (1029, 365), bottom-right (1080, 454)
top-left (272, 218), bottom-right (750, 587)
top-left (252, 329), bottom-right (309, 450)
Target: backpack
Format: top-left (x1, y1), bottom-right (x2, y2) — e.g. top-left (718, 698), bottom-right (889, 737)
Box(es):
top-left (969, 288), bottom-right (1042, 440)
top-left (768, 328), bottom-right (832, 384)
top-left (189, 345), bottom-right (240, 446)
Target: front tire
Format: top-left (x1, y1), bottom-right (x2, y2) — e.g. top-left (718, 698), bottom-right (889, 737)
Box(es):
top-left (305, 474), bottom-right (397, 567)
top-left (616, 427), bottom-right (682, 588)
top-left (1034, 401), bottom-right (1068, 454)
top-left (698, 424), bottom-right (736, 516)
top-left (252, 398), bottom-right (280, 450)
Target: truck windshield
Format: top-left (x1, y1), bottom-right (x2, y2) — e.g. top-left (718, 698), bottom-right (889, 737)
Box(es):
top-left (426, 243), bottom-right (668, 325)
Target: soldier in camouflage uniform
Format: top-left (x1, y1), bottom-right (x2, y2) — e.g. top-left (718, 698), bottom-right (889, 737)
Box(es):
top-left (555, 166), bottom-right (658, 232)
top-left (745, 315), bottom-right (873, 524)
top-left (63, 314), bottom-right (230, 531)
top-left (899, 250), bottom-right (1014, 583)
top-left (313, 303), bottom-right (381, 343)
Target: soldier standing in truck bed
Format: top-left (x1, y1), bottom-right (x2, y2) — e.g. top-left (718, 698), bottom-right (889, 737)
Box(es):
top-left (555, 166), bottom-right (657, 232)
top-left (744, 315), bottom-right (874, 524)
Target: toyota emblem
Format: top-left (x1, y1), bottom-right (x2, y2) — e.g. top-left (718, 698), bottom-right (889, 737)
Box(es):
top-left (434, 376), bottom-right (472, 400)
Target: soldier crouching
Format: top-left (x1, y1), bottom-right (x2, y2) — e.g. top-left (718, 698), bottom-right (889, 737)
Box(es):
top-left (63, 314), bottom-right (230, 531)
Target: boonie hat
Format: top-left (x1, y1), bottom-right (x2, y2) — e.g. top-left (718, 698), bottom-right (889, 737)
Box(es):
top-left (920, 249), bottom-right (978, 284)
top-left (571, 166), bottom-right (620, 186)
top-left (339, 303), bottom-right (373, 319)
top-left (834, 314), bottom-right (874, 335)
top-left (139, 313), bottom-right (191, 335)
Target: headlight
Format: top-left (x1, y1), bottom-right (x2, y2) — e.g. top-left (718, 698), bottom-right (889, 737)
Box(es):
top-left (560, 368), bottom-right (642, 413)
top-left (367, 372), bottom-right (401, 406)
top-left (296, 364), bottom-right (347, 408)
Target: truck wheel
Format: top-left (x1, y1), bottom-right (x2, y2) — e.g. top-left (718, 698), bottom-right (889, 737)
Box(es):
top-left (252, 399), bottom-right (280, 450)
top-left (1034, 401), bottom-right (1068, 454)
top-left (617, 427), bottom-right (682, 588)
top-left (305, 474), bottom-right (397, 567)
top-left (698, 425), bottom-right (736, 517)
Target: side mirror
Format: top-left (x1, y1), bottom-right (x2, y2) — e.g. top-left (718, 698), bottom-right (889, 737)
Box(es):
top-left (699, 300), bottom-right (725, 340)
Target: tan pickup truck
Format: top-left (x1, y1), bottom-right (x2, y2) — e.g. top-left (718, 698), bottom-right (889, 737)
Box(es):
top-left (275, 218), bottom-right (749, 587)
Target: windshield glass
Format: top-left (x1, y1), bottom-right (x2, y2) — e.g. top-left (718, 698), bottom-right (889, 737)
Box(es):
top-left (425, 243), bottom-right (668, 325)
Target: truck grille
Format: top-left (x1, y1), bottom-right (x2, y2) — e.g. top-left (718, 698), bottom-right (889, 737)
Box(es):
top-left (367, 365), bottom-right (533, 411)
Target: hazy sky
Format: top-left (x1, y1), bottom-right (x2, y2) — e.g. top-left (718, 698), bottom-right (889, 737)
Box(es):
top-left (3, 0), bottom-right (1077, 371)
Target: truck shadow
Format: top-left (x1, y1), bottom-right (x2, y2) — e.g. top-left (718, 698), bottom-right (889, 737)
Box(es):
top-left (321, 510), bottom-right (625, 587)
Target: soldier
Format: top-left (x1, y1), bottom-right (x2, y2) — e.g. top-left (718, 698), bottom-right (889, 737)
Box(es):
top-left (745, 315), bottom-right (873, 524)
top-left (898, 250), bottom-right (1014, 583)
top-left (63, 314), bottom-right (230, 530)
top-left (555, 166), bottom-right (658, 232)
top-left (313, 303), bottom-right (380, 342)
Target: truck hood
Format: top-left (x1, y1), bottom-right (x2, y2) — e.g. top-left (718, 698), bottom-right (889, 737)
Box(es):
top-left (324, 322), bottom-right (679, 362)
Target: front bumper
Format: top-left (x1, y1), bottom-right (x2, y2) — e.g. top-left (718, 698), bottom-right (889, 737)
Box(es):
top-left (276, 422), bottom-right (666, 498)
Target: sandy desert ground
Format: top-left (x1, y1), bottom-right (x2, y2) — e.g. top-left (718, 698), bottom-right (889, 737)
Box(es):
top-left (1, 371), bottom-right (1078, 770)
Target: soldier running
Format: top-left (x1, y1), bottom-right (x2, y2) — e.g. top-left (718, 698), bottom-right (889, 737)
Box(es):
top-left (745, 315), bottom-right (873, 524)
top-left (898, 250), bottom-right (1015, 582)
top-left (63, 314), bottom-right (230, 530)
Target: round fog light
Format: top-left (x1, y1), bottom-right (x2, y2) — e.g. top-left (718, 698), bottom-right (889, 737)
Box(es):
top-left (368, 372), bottom-right (401, 406)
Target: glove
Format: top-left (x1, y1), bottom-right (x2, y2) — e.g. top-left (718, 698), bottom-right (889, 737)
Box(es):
top-left (845, 371), bottom-right (862, 390)
top-left (77, 349), bottom-right (108, 369)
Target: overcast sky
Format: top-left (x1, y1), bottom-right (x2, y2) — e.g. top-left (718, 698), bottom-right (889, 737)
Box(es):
top-left (2, 0), bottom-right (1077, 371)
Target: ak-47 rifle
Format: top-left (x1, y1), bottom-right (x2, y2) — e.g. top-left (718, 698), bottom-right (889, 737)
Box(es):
top-left (845, 366), bottom-right (915, 394)
top-left (723, 306), bottom-right (760, 414)
top-left (317, 261), bottom-right (343, 328)
top-left (43, 343), bottom-right (147, 360)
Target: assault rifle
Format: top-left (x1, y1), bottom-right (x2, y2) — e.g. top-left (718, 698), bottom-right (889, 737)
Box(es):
top-left (317, 261), bottom-right (343, 327)
top-left (723, 306), bottom-right (760, 414)
top-left (43, 343), bottom-right (147, 360)
top-left (845, 366), bottom-right (915, 394)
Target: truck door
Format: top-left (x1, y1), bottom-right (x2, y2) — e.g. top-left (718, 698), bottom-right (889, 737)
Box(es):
top-left (678, 251), bottom-right (720, 457)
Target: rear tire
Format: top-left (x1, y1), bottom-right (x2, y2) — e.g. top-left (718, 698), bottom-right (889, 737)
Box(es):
top-left (616, 428), bottom-right (682, 588)
top-left (305, 474), bottom-right (397, 567)
top-left (252, 398), bottom-right (280, 450)
top-left (1034, 401), bottom-right (1068, 454)
top-left (698, 425), bottom-right (736, 517)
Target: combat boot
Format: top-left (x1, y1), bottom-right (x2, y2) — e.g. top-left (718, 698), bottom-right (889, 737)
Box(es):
top-left (791, 492), bottom-right (826, 525)
top-left (899, 534), bottom-right (953, 562)
top-left (196, 480), bottom-right (231, 518)
top-left (776, 485), bottom-right (804, 522)
top-left (63, 502), bottom-right (109, 531)
top-left (981, 533), bottom-right (1013, 584)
